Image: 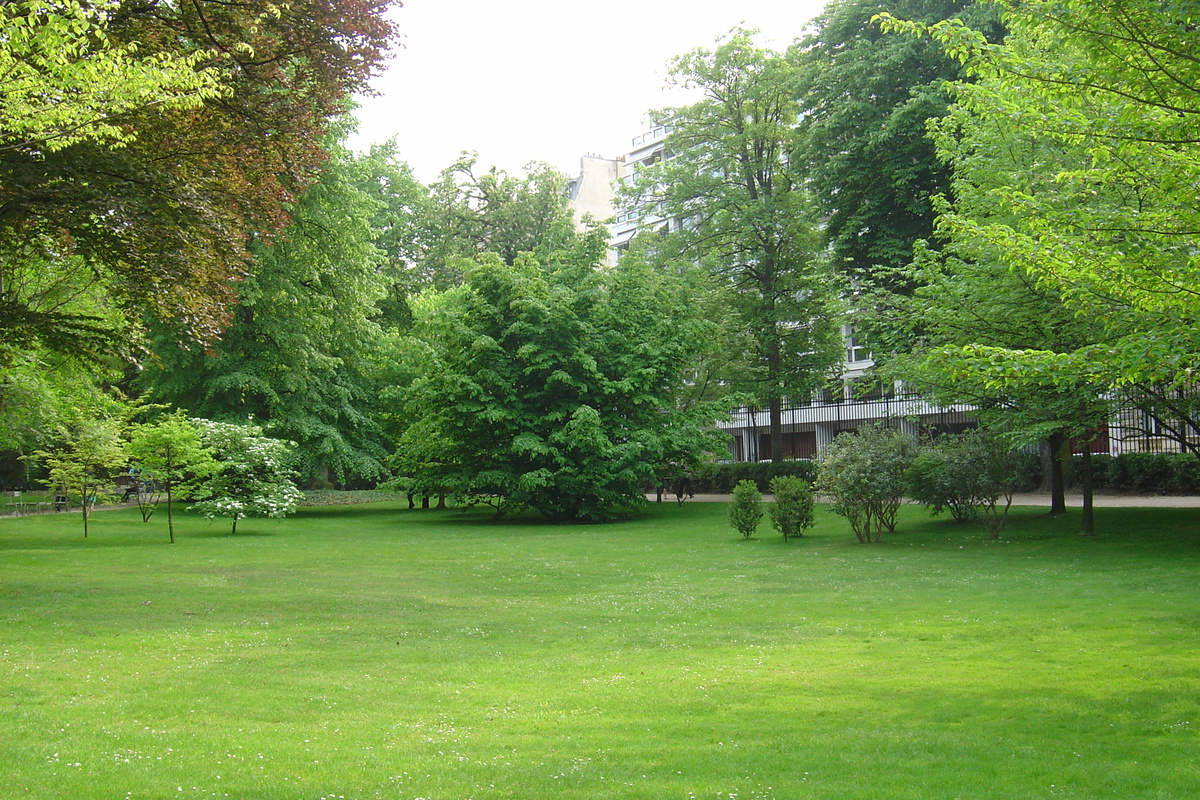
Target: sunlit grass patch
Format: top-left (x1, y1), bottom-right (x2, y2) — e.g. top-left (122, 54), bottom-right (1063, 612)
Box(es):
top-left (1, 501), bottom-right (1198, 798)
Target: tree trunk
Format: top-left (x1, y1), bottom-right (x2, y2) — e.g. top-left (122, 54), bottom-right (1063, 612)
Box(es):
top-left (166, 483), bottom-right (175, 544)
top-left (1080, 443), bottom-right (1095, 536)
top-left (1045, 432), bottom-right (1067, 515)
top-left (769, 395), bottom-right (784, 463)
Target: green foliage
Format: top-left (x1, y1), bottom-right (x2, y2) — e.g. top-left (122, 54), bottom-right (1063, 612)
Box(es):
top-left (389, 247), bottom-right (726, 521)
top-left (791, 0), bottom-right (1002, 289)
top-left (34, 413), bottom-right (127, 538)
top-left (419, 157), bottom-right (583, 287)
top-left (1088, 453), bottom-right (1200, 495)
top-left (1, 0), bottom-right (398, 362)
top-left (816, 425), bottom-right (917, 543)
top-left (767, 475), bottom-right (815, 540)
top-left (876, 0), bottom-right (1200, 400)
top-left (189, 419), bottom-right (302, 535)
top-left (727, 479), bottom-right (764, 539)
top-left (905, 430), bottom-right (1026, 538)
top-left (0, 0), bottom-right (223, 153)
top-left (141, 133), bottom-right (395, 488)
top-left (692, 460), bottom-right (817, 494)
top-left (127, 413), bottom-right (216, 543)
top-left (622, 28), bottom-right (842, 461)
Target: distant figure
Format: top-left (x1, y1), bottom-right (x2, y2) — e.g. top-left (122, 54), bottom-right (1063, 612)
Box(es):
top-left (676, 467), bottom-right (694, 505)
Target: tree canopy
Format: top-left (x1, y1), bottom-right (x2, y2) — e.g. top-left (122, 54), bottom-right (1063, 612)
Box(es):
top-left (388, 245), bottom-right (725, 521)
top-left (622, 28), bottom-right (842, 462)
top-left (791, 0), bottom-right (1002, 289)
top-left (1, 0), bottom-right (399, 360)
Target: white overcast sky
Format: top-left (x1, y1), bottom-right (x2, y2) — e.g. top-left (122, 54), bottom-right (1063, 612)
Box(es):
top-left (349, 0), bottom-right (831, 182)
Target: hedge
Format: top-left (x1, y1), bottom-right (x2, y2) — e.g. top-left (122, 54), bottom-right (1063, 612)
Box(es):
top-left (692, 460), bottom-right (816, 494)
top-left (1070, 452), bottom-right (1200, 494)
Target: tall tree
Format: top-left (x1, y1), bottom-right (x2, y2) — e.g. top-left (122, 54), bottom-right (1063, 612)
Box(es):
top-left (142, 129), bottom-right (396, 487)
top-left (876, 0), bottom-right (1200, 400)
top-left (875, 0), bottom-right (1200, 529)
top-left (622, 28), bottom-right (842, 463)
top-left (1, 0), bottom-right (398, 359)
top-left (417, 156), bottom-right (582, 289)
top-left (389, 244), bottom-right (726, 522)
top-left (791, 0), bottom-right (1002, 290)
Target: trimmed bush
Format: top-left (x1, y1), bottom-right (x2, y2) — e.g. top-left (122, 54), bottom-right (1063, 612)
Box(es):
top-left (767, 475), bottom-right (815, 540)
top-left (727, 480), bottom-right (764, 539)
top-left (816, 425), bottom-right (916, 543)
top-left (696, 460), bottom-right (816, 494)
top-left (1090, 452), bottom-right (1200, 494)
top-left (906, 430), bottom-right (1027, 539)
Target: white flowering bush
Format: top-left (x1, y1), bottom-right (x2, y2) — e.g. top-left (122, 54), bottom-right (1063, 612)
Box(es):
top-left (189, 419), bottom-right (302, 534)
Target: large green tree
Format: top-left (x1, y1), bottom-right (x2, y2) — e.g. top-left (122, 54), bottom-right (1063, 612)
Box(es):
top-left (622, 29), bottom-right (841, 463)
top-left (876, 0), bottom-right (1200, 403)
top-left (1, 0), bottom-right (398, 360)
top-left (791, 0), bottom-right (1002, 290)
top-left (388, 245), bottom-right (725, 522)
top-left (142, 130), bottom-right (397, 487)
top-left (875, 0), bottom-right (1200, 528)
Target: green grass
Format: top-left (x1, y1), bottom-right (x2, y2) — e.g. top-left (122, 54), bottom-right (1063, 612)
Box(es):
top-left (2, 500), bottom-right (1198, 799)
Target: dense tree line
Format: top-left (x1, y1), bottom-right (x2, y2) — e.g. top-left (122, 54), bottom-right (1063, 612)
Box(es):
top-left (4, 0), bottom-right (1198, 524)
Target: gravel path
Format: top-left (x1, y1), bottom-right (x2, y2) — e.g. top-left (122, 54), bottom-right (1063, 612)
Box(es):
top-left (651, 492), bottom-right (1200, 508)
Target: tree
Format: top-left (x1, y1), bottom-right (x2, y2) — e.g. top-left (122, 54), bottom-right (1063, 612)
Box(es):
top-left (816, 424), bottom-right (917, 543)
top-left (875, 0), bottom-right (1200, 421)
top-left (127, 413), bottom-right (216, 543)
top-left (1, 0), bottom-right (398, 359)
top-left (622, 29), bottom-right (842, 462)
top-left (390, 245), bottom-right (726, 522)
top-left (141, 128), bottom-right (395, 487)
top-left (415, 156), bottom-right (583, 290)
top-left (0, 0), bottom-right (224, 154)
top-left (791, 0), bottom-right (1002, 290)
top-left (36, 414), bottom-right (126, 538)
top-left (190, 420), bottom-right (302, 535)
top-left (873, 0), bottom-right (1199, 531)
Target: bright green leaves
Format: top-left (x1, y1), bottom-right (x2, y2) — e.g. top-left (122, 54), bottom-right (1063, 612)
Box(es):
top-left (1, 0), bottom-right (224, 153)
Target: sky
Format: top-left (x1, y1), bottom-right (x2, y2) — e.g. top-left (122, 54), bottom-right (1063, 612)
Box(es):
top-left (349, 0), bottom-right (831, 182)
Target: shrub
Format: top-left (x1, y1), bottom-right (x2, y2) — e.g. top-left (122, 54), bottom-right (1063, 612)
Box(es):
top-left (816, 424), bottom-right (916, 543)
top-left (727, 480), bottom-right (763, 539)
top-left (906, 430), bottom-right (1026, 539)
top-left (696, 460), bottom-right (816, 493)
top-left (767, 475), bottom-right (815, 540)
top-left (1094, 452), bottom-right (1200, 494)
top-left (905, 448), bottom-right (977, 522)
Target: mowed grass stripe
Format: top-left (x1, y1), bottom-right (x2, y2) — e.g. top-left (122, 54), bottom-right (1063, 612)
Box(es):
top-left (1, 501), bottom-right (1198, 799)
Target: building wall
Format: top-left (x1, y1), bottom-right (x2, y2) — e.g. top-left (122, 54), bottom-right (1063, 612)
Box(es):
top-left (566, 154), bottom-right (622, 234)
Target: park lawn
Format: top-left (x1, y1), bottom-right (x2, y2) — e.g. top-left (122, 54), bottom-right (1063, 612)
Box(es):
top-left (1, 500), bottom-right (1198, 800)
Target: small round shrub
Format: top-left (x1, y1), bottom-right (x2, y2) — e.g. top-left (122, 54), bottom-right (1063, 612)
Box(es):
top-left (767, 475), bottom-right (815, 539)
top-left (727, 479), bottom-right (763, 539)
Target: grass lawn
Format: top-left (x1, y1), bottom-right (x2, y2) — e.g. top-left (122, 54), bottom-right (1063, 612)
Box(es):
top-left (1, 500), bottom-right (1198, 799)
